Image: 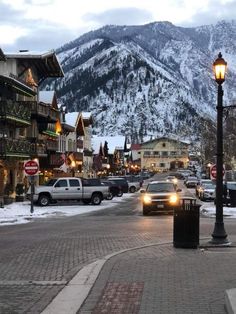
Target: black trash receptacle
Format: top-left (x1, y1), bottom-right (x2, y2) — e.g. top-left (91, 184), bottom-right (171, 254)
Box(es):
top-left (173, 197), bottom-right (200, 249)
top-left (229, 189), bottom-right (236, 207)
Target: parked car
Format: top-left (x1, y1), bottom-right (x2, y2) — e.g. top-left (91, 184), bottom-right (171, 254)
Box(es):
top-left (185, 176), bottom-right (199, 188)
top-left (101, 180), bottom-right (123, 198)
top-left (140, 181), bottom-right (181, 215)
top-left (198, 182), bottom-right (216, 201)
top-left (195, 179), bottom-right (212, 197)
top-left (107, 177), bottom-right (129, 193)
top-left (27, 177), bottom-right (110, 206)
top-left (120, 176), bottom-right (141, 193)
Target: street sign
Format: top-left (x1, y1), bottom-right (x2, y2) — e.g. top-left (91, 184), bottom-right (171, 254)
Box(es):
top-left (210, 164), bottom-right (225, 180)
top-left (24, 160), bottom-right (39, 176)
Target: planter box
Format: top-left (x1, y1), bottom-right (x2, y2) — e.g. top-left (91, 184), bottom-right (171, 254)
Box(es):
top-left (3, 196), bottom-right (14, 205)
top-left (15, 195), bottom-right (25, 202)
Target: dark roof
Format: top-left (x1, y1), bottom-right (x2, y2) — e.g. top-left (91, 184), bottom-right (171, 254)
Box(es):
top-left (0, 74), bottom-right (36, 97)
top-left (5, 50), bottom-right (64, 83)
top-left (131, 143), bottom-right (141, 150)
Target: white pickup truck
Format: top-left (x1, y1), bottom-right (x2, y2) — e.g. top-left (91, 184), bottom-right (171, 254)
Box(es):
top-left (27, 177), bottom-right (110, 206)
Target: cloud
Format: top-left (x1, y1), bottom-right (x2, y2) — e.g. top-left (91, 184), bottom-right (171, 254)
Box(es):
top-left (83, 7), bottom-right (153, 25)
top-left (181, 0), bottom-right (236, 27)
top-left (0, 2), bottom-right (25, 24)
top-left (2, 23), bottom-right (77, 52)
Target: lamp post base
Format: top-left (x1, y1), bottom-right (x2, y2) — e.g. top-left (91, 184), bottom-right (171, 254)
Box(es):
top-left (210, 222), bottom-right (230, 245)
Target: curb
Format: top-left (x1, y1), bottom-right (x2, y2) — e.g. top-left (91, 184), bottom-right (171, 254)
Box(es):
top-left (225, 289), bottom-right (236, 314)
top-left (41, 238), bottom-right (235, 314)
top-left (40, 241), bottom-right (171, 314)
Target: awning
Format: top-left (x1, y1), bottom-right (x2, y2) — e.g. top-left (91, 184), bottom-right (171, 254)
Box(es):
top-left (42, 130), bottom-right (58, 137)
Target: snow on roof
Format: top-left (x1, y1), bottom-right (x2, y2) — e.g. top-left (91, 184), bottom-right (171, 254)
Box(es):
top-left (38, 91), bottom-right (55, 104)
top-left (65, 112), bottom-right (78, 127)
top-left (82, 112), bottom-right (92, 119)
top-left (92, 136), bottom-right (126, 154)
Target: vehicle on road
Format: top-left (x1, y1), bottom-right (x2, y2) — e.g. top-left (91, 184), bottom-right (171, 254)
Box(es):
top-left (107, 177), bottom-right (129, 193)
top-left (27, 177), bottom-right (110, 206)
top-left (101, 180), bottom-right (123, 199)
top-left (185, 176), bottom-right (199, 188)
top-left (140, 181), bottom-right (181, 215)
top-left (198, 182), bottom-right (216, 201)
top-left (165, 175), bottom-right (178, 186)
top-left (195, 179), bottom-right (212, 197)
top-left (120, 176), bottom-right (141, 193)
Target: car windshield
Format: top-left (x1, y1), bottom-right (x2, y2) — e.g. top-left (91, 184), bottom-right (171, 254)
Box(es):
top-left (44, 179), bottom-right (57, 186)
top-left (147, 182), bottom-right (175, 193)
top-left (204, 184), bottom-right (215, 189)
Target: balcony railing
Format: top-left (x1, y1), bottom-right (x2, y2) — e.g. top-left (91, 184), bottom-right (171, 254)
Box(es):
top-left (29, 101), bottom-right (59, 122)
top-left (31, 142), bottom-right (47, 157)
top-left (46, 139), bottom-right (58, 151)
top-left (0, 138), bottom-right (34, 157)
top-left (0, 100), bottom-right (31, 126)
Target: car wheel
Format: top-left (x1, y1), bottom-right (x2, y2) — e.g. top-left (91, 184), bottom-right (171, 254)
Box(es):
top-left (117, 190), bottom-right (123, 197)
top-left (106, 192), bottom-right (113, 200)
top-left (91, 193), bottom-right (102, 205)
top-left (129, 186), bottom-right (136, 193)
top-left (82, 199), bottom-right (91, 205)
top-left (38, 194), bottom-right (50, 206)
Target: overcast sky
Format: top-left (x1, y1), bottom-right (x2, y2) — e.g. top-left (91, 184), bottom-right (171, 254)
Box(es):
top-left (0, 0), bottom-right (235, 52)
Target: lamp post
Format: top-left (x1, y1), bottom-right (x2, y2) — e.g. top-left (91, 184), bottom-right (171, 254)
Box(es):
top-left (211, 52), bottom-right (229, 245)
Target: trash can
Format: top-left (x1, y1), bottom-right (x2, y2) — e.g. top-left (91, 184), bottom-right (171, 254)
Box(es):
top-left (229, 189), bottom-right (236, 207)
top-left (173, 197), bottom-right (200, 249)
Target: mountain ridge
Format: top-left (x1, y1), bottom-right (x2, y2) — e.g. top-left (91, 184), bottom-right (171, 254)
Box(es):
top-left (43, 20), bottom-right (236, 142)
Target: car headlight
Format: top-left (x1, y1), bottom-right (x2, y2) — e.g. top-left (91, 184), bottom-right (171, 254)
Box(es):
top-left (169, 194), bottom-right (178, 204)
top-left (173, 178), bottom-right (178, 184)
top-left (143, 195), bottom-right (152, 204)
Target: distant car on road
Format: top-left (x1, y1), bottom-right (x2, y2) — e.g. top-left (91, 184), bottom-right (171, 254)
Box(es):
top-left (101, 180), bottom-right (123, 199)
top-left (107, 177), bottom-right (129, 193)
top-left (140, 181), bottom-right (181, 215)
top-left (165, 175), bottom-right (178, 186)
top-left (195, 179), bottom-right (212, 197)
top-left (185, 176), bottom-right (199, 188)
top-left (198, 182), bottom-right (216, 201)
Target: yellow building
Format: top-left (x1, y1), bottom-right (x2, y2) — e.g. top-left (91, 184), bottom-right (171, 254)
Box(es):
top-left (140, 137), bottom-right (190, 172)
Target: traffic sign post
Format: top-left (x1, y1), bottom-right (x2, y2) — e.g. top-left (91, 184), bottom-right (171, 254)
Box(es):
top-left (24, 160), bottom-right (39, 176)
top-left (24, 160), bottom-right (39, 214)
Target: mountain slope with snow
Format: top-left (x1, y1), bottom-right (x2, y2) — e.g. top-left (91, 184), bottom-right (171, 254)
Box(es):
top-left (43, 20), bottom-right (236, 142)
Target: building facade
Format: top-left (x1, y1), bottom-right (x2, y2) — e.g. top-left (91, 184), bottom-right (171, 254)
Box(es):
top-left (140, 137), bottom-right (190, 171)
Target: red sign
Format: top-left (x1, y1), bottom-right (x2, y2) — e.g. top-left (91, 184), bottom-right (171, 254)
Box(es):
top-left (210, 164), bottom-right (225, 180)
top-left (24, 160), bottom-right (39, 176)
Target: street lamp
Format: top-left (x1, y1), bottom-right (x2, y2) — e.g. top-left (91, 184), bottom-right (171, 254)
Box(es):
top-left (211, 52), bottom-right (229, 245)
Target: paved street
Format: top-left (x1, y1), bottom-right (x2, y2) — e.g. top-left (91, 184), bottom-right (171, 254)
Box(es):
top-left (0, 177), bottom-right (235, 313)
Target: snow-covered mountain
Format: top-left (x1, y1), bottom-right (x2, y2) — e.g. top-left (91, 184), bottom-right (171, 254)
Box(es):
top-left (43, 20), bottom-right (236, 142)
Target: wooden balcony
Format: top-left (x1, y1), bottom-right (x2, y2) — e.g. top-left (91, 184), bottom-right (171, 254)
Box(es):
top-left (31, 142), bottom-right (47, 157)
top-left (46, 139), bottom-right (58, 151)
top-left (0, 100), bottom-right (31, 126)
top-left (0, 138), bottom-right (34, 158)
top-left (30, 101), bottom-right (59, 123)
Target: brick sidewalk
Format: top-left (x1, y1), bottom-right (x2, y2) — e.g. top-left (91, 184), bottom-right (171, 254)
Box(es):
top-left (79, 242), bottom-right (236, 314)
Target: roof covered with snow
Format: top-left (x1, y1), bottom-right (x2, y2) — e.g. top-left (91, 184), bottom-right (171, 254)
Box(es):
top-left (65, 112), bottom-right (78, 127)
top-left (38, 91), bottom-right (55, 104)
